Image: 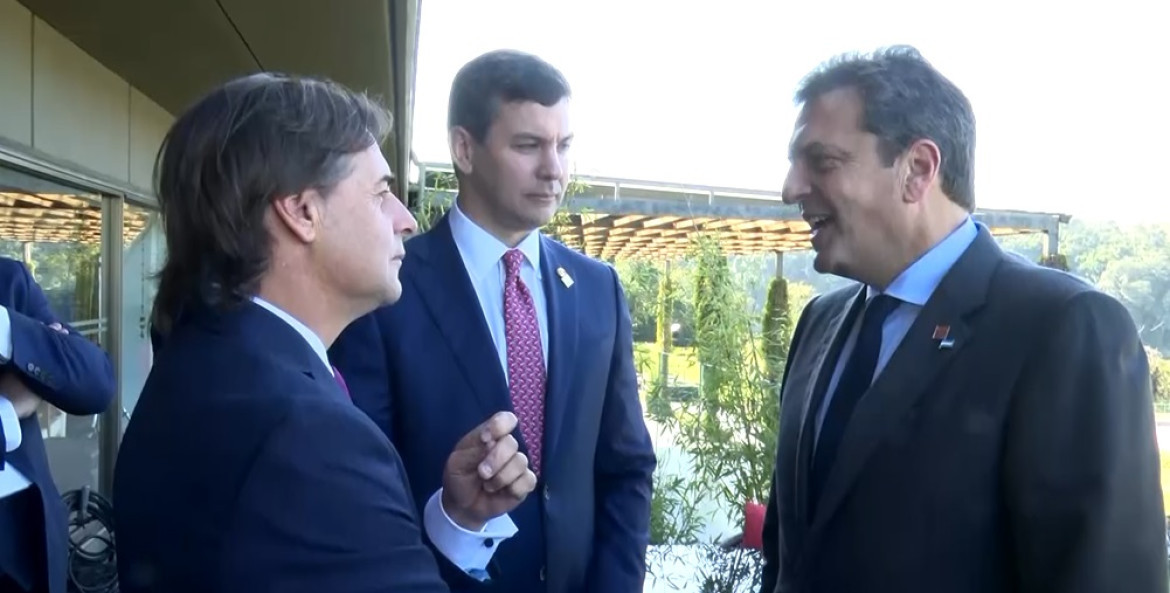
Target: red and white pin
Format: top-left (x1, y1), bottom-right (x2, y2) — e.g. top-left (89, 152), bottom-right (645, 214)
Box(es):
top-left (933, 325), bottom-right (955, 350)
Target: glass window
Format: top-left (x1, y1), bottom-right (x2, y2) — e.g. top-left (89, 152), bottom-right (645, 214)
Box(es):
top-left (0, 163), bottom-right (109, 493)
top-left (121, 203), bottom-right (163, 419)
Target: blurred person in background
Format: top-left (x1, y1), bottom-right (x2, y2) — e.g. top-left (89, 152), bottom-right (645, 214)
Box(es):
top-left (0, 256), bottom-right (115, 593)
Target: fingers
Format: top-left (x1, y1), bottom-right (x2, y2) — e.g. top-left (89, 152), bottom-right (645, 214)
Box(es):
top-left (454, 411), bottom-right (518, 452)
top-left (448, 411), bottom-right (520, 478)
top-left (479, 434), bottom-right (537, 497)
top-left (479, 411), bottom-right (518, 443)
top-left (483, 454), bottom-right (537, 498)
top-left (47, 322), bottom-right (68, 335)
top-left (478, 434), bottom-right (519, 479)
top-left (506, 468), bottom-right (537, 499)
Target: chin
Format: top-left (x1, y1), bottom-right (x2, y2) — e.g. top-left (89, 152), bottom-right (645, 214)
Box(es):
top-left (381, 282), bottom-right (403, 306)
top-left (813, 250), bottom-right (852, 281)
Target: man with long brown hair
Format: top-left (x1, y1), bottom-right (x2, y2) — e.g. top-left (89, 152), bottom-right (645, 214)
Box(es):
top-left (115, 73), bottom-right (535, 593)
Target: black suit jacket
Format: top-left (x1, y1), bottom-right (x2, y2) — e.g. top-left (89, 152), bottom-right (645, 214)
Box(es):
top-left (114, 300), bottom-right (451, 593)
top-left (0, 257), bottom-right (115, 593)
top-left (760, 227), bottom-right (1167, 593)
top-left (330, 214), bottom-right (656, 592)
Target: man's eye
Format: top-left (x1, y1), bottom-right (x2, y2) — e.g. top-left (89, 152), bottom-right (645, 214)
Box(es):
top-left (811, 157), bottom-right (838, 173)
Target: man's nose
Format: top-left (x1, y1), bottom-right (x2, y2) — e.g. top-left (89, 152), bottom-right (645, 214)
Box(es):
top-left (390, 195), bottom-right (417, 236)
top-left (538, 148), bottom-right (564, 180)
top-left (781, 165), bottom-right (809, 205)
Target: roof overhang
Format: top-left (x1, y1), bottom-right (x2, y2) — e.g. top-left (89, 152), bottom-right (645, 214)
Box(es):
top-left (19, 0), bottom-right (421, 195)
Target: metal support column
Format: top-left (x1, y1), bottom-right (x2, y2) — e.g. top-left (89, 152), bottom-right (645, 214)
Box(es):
top-left (99, 196), bottom-right (124, 497)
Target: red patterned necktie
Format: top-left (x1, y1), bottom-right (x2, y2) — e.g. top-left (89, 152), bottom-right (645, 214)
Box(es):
top-left (331, 365), bottom-right (351, 400)
top-left (502, 249), bottom-right (546, 476)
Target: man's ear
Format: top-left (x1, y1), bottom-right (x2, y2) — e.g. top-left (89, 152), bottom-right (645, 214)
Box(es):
top-left (901, 138), bottom-right (942, 204)
top-left (271, 190), bottom-right (323, 244)
top-left (449, 126), bottom-right (476, 177)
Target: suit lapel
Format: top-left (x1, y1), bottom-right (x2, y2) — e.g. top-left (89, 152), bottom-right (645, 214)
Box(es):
top-left (806, 228), bottom-right (1001, 538)
top-left (538, 237), bottom-right (578, 470)
top-left (793, 286), bottom-right (866, 529)
top-left (407, 215), bottom-right (511, 412)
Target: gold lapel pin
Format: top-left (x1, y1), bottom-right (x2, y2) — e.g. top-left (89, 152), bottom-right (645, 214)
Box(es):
top-left (556, 267), bottom-right (574, 288)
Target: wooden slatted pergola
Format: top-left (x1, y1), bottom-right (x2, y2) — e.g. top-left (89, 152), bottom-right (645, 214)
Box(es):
top-left (415, 163), bottom-right (1071, 261)
top-left (0, 192), bottom-right (150, 244)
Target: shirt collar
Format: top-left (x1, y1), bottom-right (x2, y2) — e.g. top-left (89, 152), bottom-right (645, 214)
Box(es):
top-left (251, 296), bottom-right (332, 374)
top-left (449, 199), bottom-right (542, 281)
top-left (868, 216), bottom-right (979, 306)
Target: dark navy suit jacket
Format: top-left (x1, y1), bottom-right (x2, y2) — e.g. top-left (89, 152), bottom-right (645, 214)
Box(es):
top-left (330, 214), bottom-right (657, 593)
top-left (115, 300), bottom-right (452, 593)
top-left (760, 228), bottom-right (1167, 593)
top-left (0, 257), bottom-right (115, 593)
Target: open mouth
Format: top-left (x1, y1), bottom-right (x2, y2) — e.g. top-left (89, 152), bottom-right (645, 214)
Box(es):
top-left (805, 214), bottom-right (834, 234)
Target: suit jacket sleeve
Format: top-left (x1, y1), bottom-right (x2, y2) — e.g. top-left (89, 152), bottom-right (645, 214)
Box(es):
top-left (760, 296), bottom-right (817, 593)
top-left (1004, 290), bottom-right (1167, 593)
top-left (586, 267), bottom-right (657, 591)
top-left (227, 399), bottom-right (450, 593)
top-left (331, 312), bottom-right (495, 589)
top-left (5, 260), bottom-right (114, 416)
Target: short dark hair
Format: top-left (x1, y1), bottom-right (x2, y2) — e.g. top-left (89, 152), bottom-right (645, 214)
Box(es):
top-left (796, 45), bottom-right (976, 211)
top-left (448, 49), bottom-right (570, 142)
top-left (151, 72), bottom-right (392, 333)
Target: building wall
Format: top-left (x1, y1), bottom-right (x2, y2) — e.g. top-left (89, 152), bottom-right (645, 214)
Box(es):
top-left (0, 0), bottom-right (173, 193)
top-left (0, 0), bottom-right (171, 491)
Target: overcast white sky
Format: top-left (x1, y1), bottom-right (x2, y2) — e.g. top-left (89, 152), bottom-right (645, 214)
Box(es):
top-left (411, 1), bottom-right (1166, 223)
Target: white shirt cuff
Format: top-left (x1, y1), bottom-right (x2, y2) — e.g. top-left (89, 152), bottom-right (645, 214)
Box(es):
top-left (0, 306), bottom-right (12, 361)
top-left (0, 398), bottom-right (21, 453)
top-left (422, 488), bottom-right (518, 579)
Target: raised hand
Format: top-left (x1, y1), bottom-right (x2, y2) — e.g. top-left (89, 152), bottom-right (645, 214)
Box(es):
top-left (441, 411), bottom-right (537, 531)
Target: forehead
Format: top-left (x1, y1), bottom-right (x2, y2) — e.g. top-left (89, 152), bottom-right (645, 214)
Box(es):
top-left (789, 87), bottom-right (866, 157)
top-left (489, 97), bottom-right (572, 139)
top-left (348, 143), bottom-right (393, 182)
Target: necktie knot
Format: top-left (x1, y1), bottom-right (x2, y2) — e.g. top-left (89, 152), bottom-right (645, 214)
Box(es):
top-left (864, 293), bottom-right (901, 328)
top-left (503, 249), bottom-right (525, 279)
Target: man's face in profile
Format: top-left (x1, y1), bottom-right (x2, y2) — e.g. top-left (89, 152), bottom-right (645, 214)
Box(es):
top-left (783, 87), bottom-right (902, 283)
top-left (315, 144), bottom-right (416, 309)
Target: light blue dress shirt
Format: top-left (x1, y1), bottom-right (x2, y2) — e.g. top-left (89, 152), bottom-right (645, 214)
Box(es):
top-left (814, 217), bottom-right (979, 442)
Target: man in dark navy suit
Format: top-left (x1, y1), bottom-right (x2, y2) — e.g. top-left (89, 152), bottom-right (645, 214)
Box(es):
top-left (114, 72), bottom-right (537, 593)
top-left (330, 50), bottom-right (657, 592)
top-left (0, 256), bottom-right (115, 593)
top-left (759, 46), bottom-right (1166, 593)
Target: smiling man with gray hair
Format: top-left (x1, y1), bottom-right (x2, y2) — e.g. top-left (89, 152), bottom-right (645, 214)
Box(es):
top-left (760, 45), bottom-right (1166, 593)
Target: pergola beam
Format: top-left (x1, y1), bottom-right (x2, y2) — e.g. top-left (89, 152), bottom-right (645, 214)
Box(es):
top-left (417, 178), bottom-right (1070, 260)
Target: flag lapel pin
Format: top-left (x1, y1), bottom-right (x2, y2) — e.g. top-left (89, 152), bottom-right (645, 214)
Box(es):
top-left (932, 324), bottom-right (955, 350)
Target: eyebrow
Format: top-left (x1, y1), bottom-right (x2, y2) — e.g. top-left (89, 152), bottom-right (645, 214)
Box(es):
top-left (375, 174), bottom-right (395, 188)
top-left (511, 133), bottom-right (575, 144)
top-left (789, 140), bottom-right (850, 163)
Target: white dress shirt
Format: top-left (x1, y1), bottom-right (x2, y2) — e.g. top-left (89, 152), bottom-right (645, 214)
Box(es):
top-left (0, 305), bottom-right (33, 499)
top-left (250, 297), bottom-right (516, 575)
